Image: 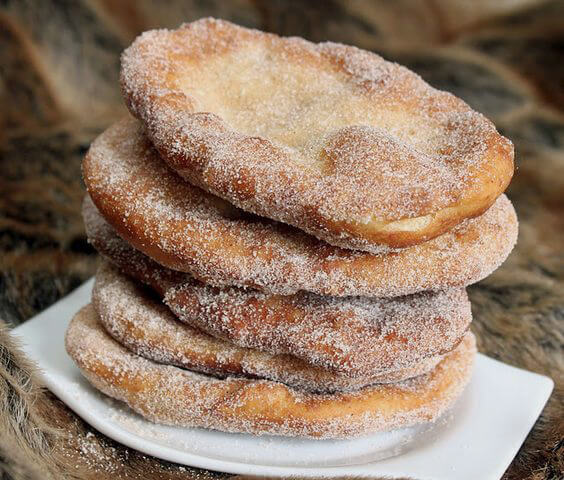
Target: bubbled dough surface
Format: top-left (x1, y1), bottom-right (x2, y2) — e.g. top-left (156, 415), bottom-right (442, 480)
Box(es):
top-left (121, 18), bottom-right (514, 250)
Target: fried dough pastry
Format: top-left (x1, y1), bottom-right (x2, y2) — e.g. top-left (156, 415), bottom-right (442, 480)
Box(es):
top-left (83, 118), bottom-right (518, 297)
top-left (93, 261), bottom-right (442, 392)
top-left (84, 197), bottom-right (471, 376)
top-left (165, 285), bottom-right (469, 376)
top-left (82, 195), bottom-right (188, 297)
top-left (66, 306), bottom-right (476, 438)
top-left (121, 18), bottom-right (514, 252)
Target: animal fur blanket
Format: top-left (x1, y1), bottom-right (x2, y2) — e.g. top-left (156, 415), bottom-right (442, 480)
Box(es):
top-left (0, 0), bottom-right (562, 479)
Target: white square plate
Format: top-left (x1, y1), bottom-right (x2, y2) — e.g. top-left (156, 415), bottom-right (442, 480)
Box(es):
top-left (13, 280), bottom-right (553, 479)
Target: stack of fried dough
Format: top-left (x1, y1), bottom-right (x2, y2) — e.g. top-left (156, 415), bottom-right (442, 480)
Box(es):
top-left (66, 18), bottom-right (518, 439)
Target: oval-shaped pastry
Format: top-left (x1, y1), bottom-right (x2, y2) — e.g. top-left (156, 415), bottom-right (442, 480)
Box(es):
top-left (165, 283), bottom-right (469, 377)
top-left (82, 195), bottom-right (187, 297)
top-left (121, 18), bottom-right (514, 252)
top-left (66, 305), bottom-right (476, 438)
top-left (83, 118), bottom-right (518, 297)
top-left (93, 261), bottom-right (443, 392)
top-left (84, 201), bottom-right (471, 376)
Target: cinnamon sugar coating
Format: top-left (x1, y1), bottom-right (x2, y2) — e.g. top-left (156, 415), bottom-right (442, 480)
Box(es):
top-left (84, 196), bottom-right (470, 376)
top-left (121, 18), bottom-right (513, 252)
top-left (65, 305), bottom-right (476, 439)
top-left (93, 262), bottom-right (443, 392)
top-left (165, 285), bottom-right (469, 376)
top-left (82, 195), bottom-right (188, 297)
top-left (82, 118), bottom-right (518, 297)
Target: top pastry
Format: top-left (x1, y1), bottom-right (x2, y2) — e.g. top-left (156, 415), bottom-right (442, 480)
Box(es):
top-left (121, 18), bottom-right (514, 252)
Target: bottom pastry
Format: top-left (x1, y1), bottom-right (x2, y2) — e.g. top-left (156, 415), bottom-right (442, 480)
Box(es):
top-left (66, 305), bottom-right (476, 439)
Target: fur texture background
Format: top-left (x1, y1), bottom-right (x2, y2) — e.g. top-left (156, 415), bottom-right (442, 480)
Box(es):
top-left (1, 0), bottom-right (563, 478)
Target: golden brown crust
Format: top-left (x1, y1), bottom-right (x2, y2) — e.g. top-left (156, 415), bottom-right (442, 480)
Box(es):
top-left (121, 18), bottom-right (514, 251)
top-left (82, 195), bottom-right (188, 297)
top-left (83, 118), bottom-right (518, 297)
top-left (84, 205), bottom-right (471, 375)
top-left (165, 284), bottom-right (470, 376)
top-left (92, 262), bottom-right (443, 392)
top-left (65, 305), bottom-right (476, 439)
